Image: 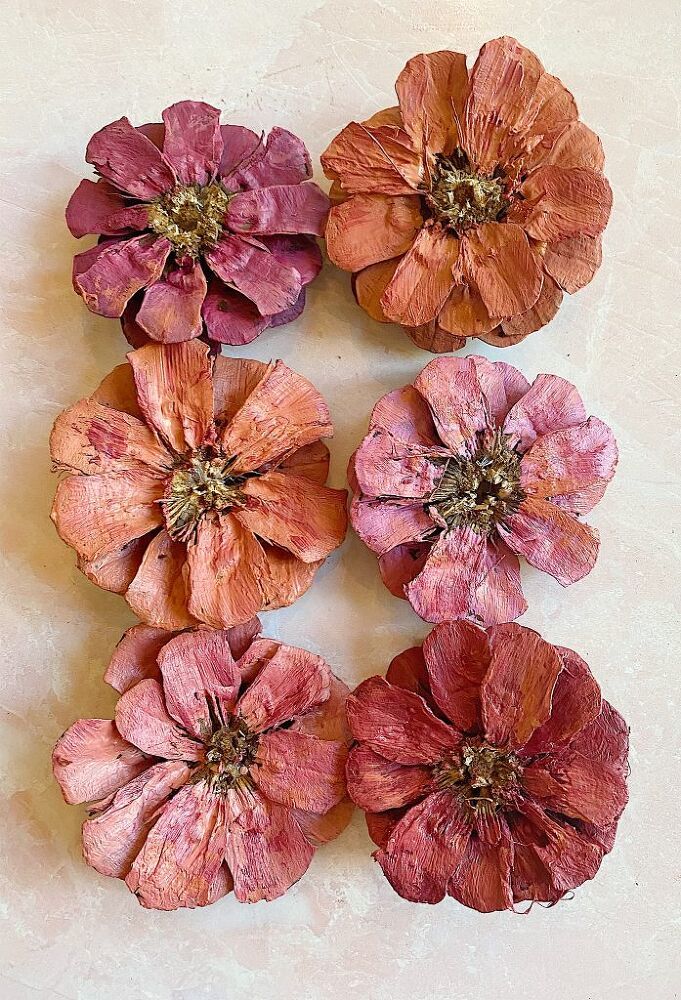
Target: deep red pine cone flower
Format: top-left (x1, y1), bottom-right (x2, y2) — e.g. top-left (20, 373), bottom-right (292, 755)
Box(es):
top-left (67, 100), bottom-right (328, 347)
top-left (50, 340), bottom-right (348, 628)
top-left (53, 619), bottom-right (352, 909)
top-left (350, 355), bottom-right (617, 625)
top-left (346, 622), bottom-right (628, 910)
top-left (322, 37), bottom-right (612, 352)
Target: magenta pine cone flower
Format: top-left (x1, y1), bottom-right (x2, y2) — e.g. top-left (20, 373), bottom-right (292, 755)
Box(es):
top-left (350, 355), bottom-right (618, 624)
top-left (346, 622), bottom-right (629, 910)
top-left (52, 619), bottom-right (353, 909)
top-left (66, 101), bottom-right (329, 347)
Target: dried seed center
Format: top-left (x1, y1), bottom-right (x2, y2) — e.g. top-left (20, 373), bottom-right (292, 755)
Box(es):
top-left (198, 719), bottom-right (260, 795)
top-left (147, 182), bottom-right (230, 257)
top-left (161, 449), bottom-right (247, 543)
top-left (437, 742), bottom-right (522, 813)
top-left (427, 149), bottom-right (509, 232)
top-left (429, 430), bottom-right (523, 536)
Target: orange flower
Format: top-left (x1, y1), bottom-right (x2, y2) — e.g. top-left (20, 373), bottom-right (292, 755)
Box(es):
top-left (50, 341), bottom-right (348, 628)
top-left (322, 37), bottom-right (612, 351)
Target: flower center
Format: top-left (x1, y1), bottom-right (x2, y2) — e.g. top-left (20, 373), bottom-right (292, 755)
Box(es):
top-left (427, 149), bottom-right (509, 232)
top-left (147, 182), bottom-right (231, 257)
top-left (197, 719), bottom-right (260, 795)
top-left (436, 742), bottom-right (522, 813)
top-left (429, 431), bottom-right (523, 536)
top-left (161, 449), bottom-right (248, 543)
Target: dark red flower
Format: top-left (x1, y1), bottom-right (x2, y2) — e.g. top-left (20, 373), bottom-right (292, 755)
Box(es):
top-left (67, 101), bottom-right (328, 347)
top-left (350, 355), bottom-right (617, 624)
top-left (53, 619), bottom-right (352, 909)
top-left (346, 622), bottom-right (628, 910)
top-left (322, 38), bottom-right (612, 351)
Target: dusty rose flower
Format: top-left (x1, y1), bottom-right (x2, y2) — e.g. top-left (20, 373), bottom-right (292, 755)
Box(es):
top-left (350, 355), bottom-right (617, 624)
top-left (67, 100), bottom-right (328, 346)
top-left (322, 37), bottom-right (612, 351)
top-left (53, 620), bottom-right (352, 908)
top-left (346, 621), bottom-right (629, 910)
top-left (51, 340), bottom-right (348, 628)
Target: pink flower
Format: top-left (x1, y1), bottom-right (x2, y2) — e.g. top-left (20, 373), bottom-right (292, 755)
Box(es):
top-left (350, 355), bottom-right (617, 624)
top-left (346, 622), bottom-right (629, 910)
top-left (66, 101), bottom-right (328, 346)
top-left (50, 341), bottom-right (348, 629)
top-left (53, 619), bottom-right (352, 909)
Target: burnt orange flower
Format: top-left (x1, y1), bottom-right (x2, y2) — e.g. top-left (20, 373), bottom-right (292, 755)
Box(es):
top-left (50, 341), bottom-right (348, 628)
top-left (322, 37), bottom-right (612, 352)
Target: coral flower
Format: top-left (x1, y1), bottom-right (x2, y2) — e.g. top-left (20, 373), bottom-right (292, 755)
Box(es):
top-left (322, 37), bottom-right (612, 351)
top-left (350, 355), bottom-right (617, 624)
top-left (53, 620), bottom-right (352, 908)
top-left (67, 100), bottom-right (328, 346)
top-left (51, 340), bottom-right (348, 628)
top-left (346, 622), bottom-right (629, 910)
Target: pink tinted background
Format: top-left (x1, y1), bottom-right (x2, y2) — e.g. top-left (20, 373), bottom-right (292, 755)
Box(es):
top-left (0, 1), bottom-right (679, 998)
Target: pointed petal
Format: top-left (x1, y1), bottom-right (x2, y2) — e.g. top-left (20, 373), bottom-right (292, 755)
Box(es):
top-left (255, 730), bottom-right (347, 812)
top-left (86, 116), bottom-right (176, 198)
top-left (500, 496), bottom-right (600, 586)
top-left (126, 529), bottom-right (196, 630)
top-left (406, 527), bottom-right (487, 623)
top-left (115, 678), bottom-right (202, 760)
top-left (226, 182), bottom-right (329, 236)
top-left (78, 536), bottom-right (148, 595)
top-left (326, 194), bottom-right (422, 271)
top-left (53, 719), bottom-right (149, 805)
top-left (346, 744), bottom-right (433, 812)
top-left (422, 621), bottom-right (490, 731)
top-left (237, 643), bottom-right (331, 733)
top-left (161, 101), bottom-right (222, 185)
top-left (73, 235), bottom-right (170, 318)
top-left (91, 362), bottom-right (143, 418)
top-left (104, 624), bottom-right (169, 693)
top-left (157, 630), bottom-right (241, 738)
top-left (467, 356), bottom-right (530, 430)
top-left (395, 50), bottom-right (468, 155)
top-left (413, 355), bottom-right (490, 452)
top-left (503, 373), bottom-right (586, 451)
top-left (66, 178), bottom-right (132, 238)
top-left (205, 234), bottom-right (301, 315)
top-left (379, 541), bottom-right (430, 599)
top-left (186, 514), bottom-right (266, 629)
top-left (381, 226), bottom-right (459, 326)
top-left (135, 258), bottom-right (207, 343)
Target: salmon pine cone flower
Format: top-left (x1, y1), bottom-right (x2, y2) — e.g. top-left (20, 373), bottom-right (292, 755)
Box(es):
top-left (349, 355), bottom-right (617, 625)
top-left (50, 340), bottom-right (348, 629)
top-left (52, 620), bottom-right (353, 908)
top-left (346, 622), bottom-right (629, 910)
top-left (321, 37), bottom-right (612, 352)
top-left (66, 100), bottom-right (328, 347)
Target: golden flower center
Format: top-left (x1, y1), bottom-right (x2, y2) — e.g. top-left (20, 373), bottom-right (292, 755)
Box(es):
top-left (427, 150), bottom-right (509, 232)
top-left (437, 742), bottom-right (522, 813)
top-left (161, 450), bottom-right (248, 543)
top-left (196, 719), bottom-right (260, 795)
top-left (147, 182), bottom-right (231, 257)
top-left (429, 431), bottom-right (523, 536)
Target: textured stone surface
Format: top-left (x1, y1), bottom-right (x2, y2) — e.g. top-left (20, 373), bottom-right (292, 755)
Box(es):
top-left (0, 2), bottom-right (679, 998)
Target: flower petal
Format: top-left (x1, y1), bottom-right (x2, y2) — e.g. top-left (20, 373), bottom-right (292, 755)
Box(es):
top-left (346, 744), bottom-right (433, 812)
top-left (321, 121), bottom-right (422, 195)
top-left (461, 223), bottom-right (543, 320)
top-left (186, 514), bottom-right (266, 628)
top-left (212, 355), bottom-right (269, 425)
top-left (73, 235), bottom-right (170, 318)
top-left (115, 678), bottom-right (202, 760)
top-left (413, 355), bottom-right (490, 452)
top-left (503, 373), bottom-right (586, 452)
top-left (235, 471), bottom-right (346, 562)
top-left (291, 674), bottom-right (351, 743)
top-left (523, 646), bottom-right (601, 755)
top-left (521, 417), bottom-right (618, 516)
top-left (218, 360), bottom-right (333, 474)
top-left (377, 791), bottom-right (471, 904)
top-left (237, 642), bottom-right (331, 733)
top-left (405, 321), bottom-right (466, 353)
top-left (378, 542), bottom-right (431, 599)
top-left (161, 100), bottom-right (222, 186)
top-left (500, 496), bottom-right (600, 586)
top-left (406, 526), bottom-right (487, 623)
top-left (381, 226), bottom-right (459, 326)
top-left (135, 258), bottom-right (207, 343)
top-left (386, 645), bottom-right (435, 707)
top-left (255, 730), bottom-right (347, 813)
top-left (91, 362), bottom-right (143, 418)
top-left (523, 750), bottom-right (628, 827)
top-left (205, 234), bottom-right (301, 315)
top-left (365, 808), bottom-right (409, 849)
top-left (66, 178), bottom-right (133, 238)
top-left (157, 630), bottom-right (241, 738)
top-left (438, 283), bottom-right (496, 339)
top-left (422, 621), bottom-right (490, 731)
top-left (353, 258), bottom-right (400, 322)
top-left (569, 700), bottom-right (629, 773)
top-left (218, 124), bottom-right (262, 180)
top-left (232, 126), bottom-right (312, 188)
top-left (51, 469), bottom-right (164, 562)
top-left (82, 760), bottom-right (190, 878)
top-left (510, 800), bottom-right (604, 896)
top-left (292, 797), bottom-right (354, 847)
top-left (346, 676), bottom-right (460, 765)
top-left (225, 790), bottom-right (314, 902)
top-left (516, 166), bottom-right (612, 241)
top-left (78, 537), bottom-right (148, 595)
top-left (86, 116), bottom-right (177, 198)
top-left (126, 529), bottom-right (196, 630)
top-left (353, 427), bottom-right (446, 500)
top-left (543, 234), bottom-right (602, 293)
top-left (448, 823), bottom-right (514, 912)
top-left (126, 781), bottom-right (228, 910)
top-left (468, 356), bottom-right (530, 430)
top-left (104, 624), bottom-right (170, 694)
top-left (53, 719), bottom-right (149, 805)
top-left (259, 544), bottom-right (321, 611)
top-left (276, 440), bottom-right (330, 485)
top-left (469, 534), bottom-right (528, 627)
top-left (496, 273), bottom-right (563, 341)
top-left (226, 183), bottom-right (329, 237)
top-left (480, 622), bottom-right (563, 749)
top-left (326, 194), bottom-right (422, 272)
top-left (128, 340), bottom-right (213, 452)
top-left (261, 233), bottom-right (322, 286)
top-left (350, 496), bottom-right (433, 556)
top-left (369, 385), bottom-right (440, 445)
top-left (395, 50), bottom-right (468, 156)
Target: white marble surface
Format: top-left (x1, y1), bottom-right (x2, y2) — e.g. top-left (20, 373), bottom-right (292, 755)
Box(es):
top-left (1, 2), bottom-right (680, 998)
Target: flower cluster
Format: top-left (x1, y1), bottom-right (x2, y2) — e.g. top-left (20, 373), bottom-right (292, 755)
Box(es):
top-left (322, 37), bottom-right (612, 351)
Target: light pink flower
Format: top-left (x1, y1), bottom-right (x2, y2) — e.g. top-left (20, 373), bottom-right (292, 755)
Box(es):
top-left (347, 622), bottom-right (629, 910)
top-left (66, 101), bottom-right (328, 346)
top-left (350, 355), bottom-right (617, 624)
top-left (53, 620), bottom-right (352, 909)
